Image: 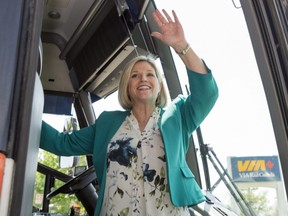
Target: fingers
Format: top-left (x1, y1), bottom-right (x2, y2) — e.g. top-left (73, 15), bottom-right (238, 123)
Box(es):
top-left (172, 10), bottom-right (179, 23)
top-left (150, 31), bottom-right (162, 41)
top-left (152, 9), bottom-right (163, 27)
top-left (162, 9), bottom-right (173, 23)
top-left (153, 9), bottom-right (176, 27)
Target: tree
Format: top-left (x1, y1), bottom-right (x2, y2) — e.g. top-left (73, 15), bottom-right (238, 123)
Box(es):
top-left (240, 187), bottom-right (277, 216)
top-left (34, 150), bottom-right (87, 214)
top-left (34, 117), bottom-right (89, 214)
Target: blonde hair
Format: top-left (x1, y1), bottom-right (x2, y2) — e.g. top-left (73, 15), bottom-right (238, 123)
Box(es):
top-left (118, 55), bottom-right (168, 110)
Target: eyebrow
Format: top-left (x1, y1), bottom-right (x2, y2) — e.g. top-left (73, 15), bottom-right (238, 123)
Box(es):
top-left (131, 69), bottom-right (155, 73)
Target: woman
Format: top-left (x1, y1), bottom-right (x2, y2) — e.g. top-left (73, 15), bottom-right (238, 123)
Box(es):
top-left (40, 9), bottom-right (218, 216)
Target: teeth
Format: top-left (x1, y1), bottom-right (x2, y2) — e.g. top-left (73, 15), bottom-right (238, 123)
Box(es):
top-left (138, 86), bottom-right (150, 90)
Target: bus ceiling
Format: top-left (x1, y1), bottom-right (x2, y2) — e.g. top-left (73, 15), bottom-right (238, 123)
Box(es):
top-left (40, 0), bottom-right (156, 110)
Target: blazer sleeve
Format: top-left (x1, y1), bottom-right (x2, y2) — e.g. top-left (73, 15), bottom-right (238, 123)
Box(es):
top-left (40, 121), bottom-right (95, 156)
top-left (181, 64), bottom-right (219, 133)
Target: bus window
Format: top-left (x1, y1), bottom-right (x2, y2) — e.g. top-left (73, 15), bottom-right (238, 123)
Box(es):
top-left (155, 1), bottom-right (287, 215)
top-left (34, 113), bottom-right (88, 214)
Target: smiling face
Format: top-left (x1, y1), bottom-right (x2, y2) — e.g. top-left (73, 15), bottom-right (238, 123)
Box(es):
top-left (128, 61), bottom-right (161, 107)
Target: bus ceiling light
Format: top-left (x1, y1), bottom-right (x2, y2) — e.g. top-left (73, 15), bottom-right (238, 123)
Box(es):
top-left (48, 10), bottom-right (61, 19)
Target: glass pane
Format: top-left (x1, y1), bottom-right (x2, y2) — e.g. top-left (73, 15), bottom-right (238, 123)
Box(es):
top-left (34, 112), bottom-right (87, 214)
top-left (153, 1), bottom-right (283, 215)
top-left (93, 91), bottom-right (123, 117)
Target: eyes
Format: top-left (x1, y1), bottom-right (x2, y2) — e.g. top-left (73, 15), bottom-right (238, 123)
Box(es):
top-left (130, 72), bottom-right (156, 79)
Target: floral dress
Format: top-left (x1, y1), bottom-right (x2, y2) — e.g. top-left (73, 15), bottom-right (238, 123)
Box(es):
top-left (100, 108), bottom-right (190, 216)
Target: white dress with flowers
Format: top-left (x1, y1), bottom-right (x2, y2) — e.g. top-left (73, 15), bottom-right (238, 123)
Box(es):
top-left (100, 108), bottom-right (190, 216)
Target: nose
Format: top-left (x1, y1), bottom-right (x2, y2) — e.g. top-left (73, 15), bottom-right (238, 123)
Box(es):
top-left (140, 74), bottom-right (147, 81)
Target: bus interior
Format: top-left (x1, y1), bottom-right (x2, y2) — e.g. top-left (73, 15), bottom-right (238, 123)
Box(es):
top-left (0, 0), bottom-right (287, 215)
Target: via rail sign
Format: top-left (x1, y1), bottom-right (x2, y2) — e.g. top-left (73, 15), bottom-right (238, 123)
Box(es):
top-left (230, 156), bottom-right (281, 182)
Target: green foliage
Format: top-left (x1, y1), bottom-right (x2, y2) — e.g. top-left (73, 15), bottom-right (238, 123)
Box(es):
top-left (34, 150), bottom-right (87, 215)
top-left (240, 187), bottom-right (277, 216)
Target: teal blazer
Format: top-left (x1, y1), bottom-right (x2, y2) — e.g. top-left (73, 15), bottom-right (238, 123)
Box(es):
top-left (40, 68), bottom-right (218, 216)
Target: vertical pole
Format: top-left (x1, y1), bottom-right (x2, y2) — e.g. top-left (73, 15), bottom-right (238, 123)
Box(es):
top-left (196, 127), bottom-right (211, 190)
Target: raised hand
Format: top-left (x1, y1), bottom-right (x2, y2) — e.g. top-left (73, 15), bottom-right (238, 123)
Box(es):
top-left (151, 9), bottom-right (188, 53)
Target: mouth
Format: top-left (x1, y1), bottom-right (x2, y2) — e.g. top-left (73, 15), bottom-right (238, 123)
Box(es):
top-left (137, 85), bottom-right (151, 90)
